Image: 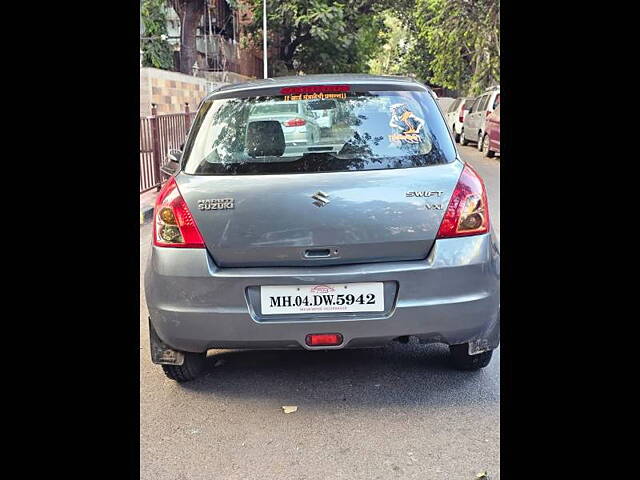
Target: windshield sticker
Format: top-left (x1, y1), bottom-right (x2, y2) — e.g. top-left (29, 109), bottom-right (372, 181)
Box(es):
top-left (283, 92), bottom-right (347, 101)
top-left (388, 103), bottom-right (425, 144)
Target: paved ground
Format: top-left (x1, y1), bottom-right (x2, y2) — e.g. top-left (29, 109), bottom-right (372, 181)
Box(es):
top-left (140, 144), bottom-right (500, 480)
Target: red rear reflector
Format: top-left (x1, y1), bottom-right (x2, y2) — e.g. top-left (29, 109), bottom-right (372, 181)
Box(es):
top-left (305, 333), bottom-right (343, 347)
top-left (284, 118), bottom-right (306, 127)
top-left (153, 177), bottom-right (205, 248)
top-left (436, 164), bottom-right (490, 238)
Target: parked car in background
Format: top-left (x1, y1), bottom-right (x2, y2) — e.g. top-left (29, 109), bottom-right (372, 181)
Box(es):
top-left (248, 100), bottom-right (322, 156)
top-left (461, 87), bottom-right (500, 149)
top-left (445, 97), bottom-right (473, 143)
top-left (482, 104), bottom-right (500, 157)
top-left (307, 99), bottom-right (339, 130)
top-left (436, 96), bottom-right (456, 114)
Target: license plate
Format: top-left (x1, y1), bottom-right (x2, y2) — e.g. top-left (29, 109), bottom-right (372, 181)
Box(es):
top-left (261, 282), bottom-right (385, 315)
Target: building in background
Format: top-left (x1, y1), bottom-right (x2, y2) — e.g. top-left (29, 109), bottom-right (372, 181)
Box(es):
top-left (163, 0), bottom-right (263, 79)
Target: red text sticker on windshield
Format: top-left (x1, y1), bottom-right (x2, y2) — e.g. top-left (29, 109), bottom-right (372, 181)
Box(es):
top-left (280, 85), bottom-right (350, 101)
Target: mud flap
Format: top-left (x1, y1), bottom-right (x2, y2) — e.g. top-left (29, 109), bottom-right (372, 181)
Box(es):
top-left (469, 307), bottom-right (500, 355)
top-left (149, 318), bottom-right (185, 365)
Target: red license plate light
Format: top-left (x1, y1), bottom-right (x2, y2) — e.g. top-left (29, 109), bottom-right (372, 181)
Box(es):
top-left (305, 333), bottom-right (343, 347)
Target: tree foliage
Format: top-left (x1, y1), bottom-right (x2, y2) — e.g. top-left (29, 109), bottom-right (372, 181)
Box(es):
top-left (140, 0), bottom-right (174, 70)
top-left (368, 13), bottom-right (410, 76)
top-left (245, 0), bottom-right (390, 75)
top-left (411, 0), bottom-right (500, 95)
top-left (169, 0), bottom-right (205, 74)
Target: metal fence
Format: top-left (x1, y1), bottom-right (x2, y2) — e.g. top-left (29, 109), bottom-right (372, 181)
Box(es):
top-left (140, 104), bottom-right (197, 194)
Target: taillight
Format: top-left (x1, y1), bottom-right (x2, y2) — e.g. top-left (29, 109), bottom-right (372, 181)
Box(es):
top-left (153, 177), bottom-right (205, 248)
top-left (284, 118), bottom-right (306, 127)
top-left (459, 105), bottom-right (465, 123)
top-left (436, 165), bottom-right (490, 238)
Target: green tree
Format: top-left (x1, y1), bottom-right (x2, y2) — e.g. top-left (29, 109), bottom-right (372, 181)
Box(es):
top-left (368, 13), bottom-right (409, 76)
top-left (169, 0), bottom-right (206, 74)
top-left (246, 0), bottom-right (390, 75)
top-left (140, 0), bottom-right (174, 70)
top-left (414, 0), bottom-right (500, 94)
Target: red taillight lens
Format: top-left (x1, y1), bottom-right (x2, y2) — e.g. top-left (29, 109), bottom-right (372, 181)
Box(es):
top-left (436, 165), bottom-right (490, 238)
top-left (153, 177), bottom-right (205, 248)
top-left (305, 333), bottom-right (343, 347)
top-left (459, 105), bottom-right (465, 123)
top-left (284, 118), bottom-right (306, 127)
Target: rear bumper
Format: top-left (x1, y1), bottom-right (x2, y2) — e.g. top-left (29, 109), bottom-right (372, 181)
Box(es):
top-left (144, 233), bottom-right (500, 353)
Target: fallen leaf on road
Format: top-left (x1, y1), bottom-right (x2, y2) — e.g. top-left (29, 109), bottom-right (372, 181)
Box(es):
top-left (476, 472), bottom-right (490, 479)
top-left (282, 406), bottom-right (298, 414)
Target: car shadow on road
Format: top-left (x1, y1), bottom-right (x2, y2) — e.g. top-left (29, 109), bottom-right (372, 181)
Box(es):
top-left (177, 341), bottom-right (499, 409)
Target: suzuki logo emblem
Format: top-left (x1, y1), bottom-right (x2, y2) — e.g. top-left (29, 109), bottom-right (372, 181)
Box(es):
top-left (311, 191), bottom-right (330, 207)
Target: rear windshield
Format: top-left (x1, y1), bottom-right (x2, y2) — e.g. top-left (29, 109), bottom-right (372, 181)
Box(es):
top-left (183, 90), bottom-right (457, 175)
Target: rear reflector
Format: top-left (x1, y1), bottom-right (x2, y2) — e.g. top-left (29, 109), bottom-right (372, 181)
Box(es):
top-left (305, 333), bottom-right (343, 347)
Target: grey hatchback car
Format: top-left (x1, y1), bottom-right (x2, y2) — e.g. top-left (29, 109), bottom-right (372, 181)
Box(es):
top-left (144, 74), bottom-right (500, 382)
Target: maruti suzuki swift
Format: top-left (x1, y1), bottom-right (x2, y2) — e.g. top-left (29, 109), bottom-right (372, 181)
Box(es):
top-left (144, 74), bottom-right (500, 382)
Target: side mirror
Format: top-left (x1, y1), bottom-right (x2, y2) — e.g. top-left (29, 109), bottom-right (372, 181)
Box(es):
top-left (160, 149), bottom-right (182, 176)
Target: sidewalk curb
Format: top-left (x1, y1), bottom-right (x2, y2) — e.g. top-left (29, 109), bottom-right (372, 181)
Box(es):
top-left (140, 206), bottom-right (154, 225)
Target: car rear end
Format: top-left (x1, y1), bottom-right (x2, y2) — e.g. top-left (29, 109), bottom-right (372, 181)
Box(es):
top-left (144, 76), bottom-right (500, 381)
top-left (308, 99), bottom-right (337, 129)
top-left (247, 101), bottom-right (313, 154)
top-left (455, 98), bottom-right (474, 135)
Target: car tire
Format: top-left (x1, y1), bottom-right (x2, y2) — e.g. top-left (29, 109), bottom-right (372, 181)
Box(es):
top-left (460, 129), bottom-right (468, 146)
top-left (449, 343), bottom-right (493, 370)
top-left (162, 352), bottom-right (208, 382)
top-left (453, 126), bottom-right (460, 143)
top-left (482, 134), bottom-right (495, 157)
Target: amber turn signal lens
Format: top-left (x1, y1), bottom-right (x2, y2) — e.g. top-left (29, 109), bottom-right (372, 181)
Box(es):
top-left (159, 207), bottom-right (176, 225)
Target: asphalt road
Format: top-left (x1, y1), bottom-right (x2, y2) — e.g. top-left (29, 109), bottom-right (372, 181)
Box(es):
top-left (140, 145), bottom-right (500, 480)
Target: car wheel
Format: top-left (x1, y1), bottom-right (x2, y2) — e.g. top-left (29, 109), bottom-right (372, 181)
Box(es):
top-left (483, 135), bottom-right (495, 157)
top-left (161, 351), bottom-right (207, 382)
top-left (453, 126), bottom-right (460, 143)
top-left (449, 343), bottom-right (493, 370)
top-left (460, 129), bottom-right (468, 146)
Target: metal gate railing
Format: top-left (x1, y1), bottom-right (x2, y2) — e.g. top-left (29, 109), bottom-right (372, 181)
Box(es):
top-left (139, 104), bottom-right (197, 194)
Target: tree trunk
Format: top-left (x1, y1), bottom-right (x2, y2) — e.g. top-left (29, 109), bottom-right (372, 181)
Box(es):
top-left (170, 0), bottom-right (205, 75)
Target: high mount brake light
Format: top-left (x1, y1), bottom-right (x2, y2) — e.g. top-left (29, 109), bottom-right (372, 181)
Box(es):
top-left (153, 177), bottom-right (205, 248)
top-left (436, 165), bottom-right (490, 238)
top-left (280, 85), bottom-right (350, 95)
top-left (284, 118), bottom-right (306, 127)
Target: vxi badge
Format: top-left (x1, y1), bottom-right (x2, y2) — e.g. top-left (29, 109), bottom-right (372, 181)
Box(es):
top-left (406, 191), bottom-right (444, 210)
top-left (198, 198), bottom-right (234, 210)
